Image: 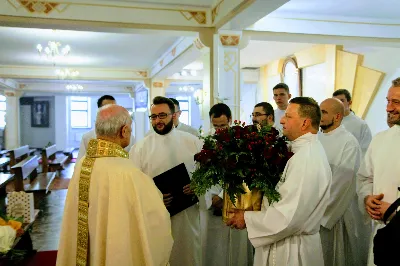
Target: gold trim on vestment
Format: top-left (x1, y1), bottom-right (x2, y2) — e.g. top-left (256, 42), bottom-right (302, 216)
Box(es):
top-left (76, 139), bottom-right (129, 266)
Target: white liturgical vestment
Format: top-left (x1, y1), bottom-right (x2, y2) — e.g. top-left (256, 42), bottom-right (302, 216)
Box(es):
top-left (273, 108), bottom-right (285, 132)
top-left (76, 129), bottom-right (135, 163)
top-left (244, 133), bottom-right (331, 266)
top-left (341, 112), bottom-right (372, 156)
top-left (200, 185), bottom-right (253, 266)
top-left (357, 125), bottom-right (400, 266)
top-left (57, 141), bottom-right (173, 266)
top-left (130, 128), bottom-right (203, 266)
top-left (318, 125), bottom-right (364, 266)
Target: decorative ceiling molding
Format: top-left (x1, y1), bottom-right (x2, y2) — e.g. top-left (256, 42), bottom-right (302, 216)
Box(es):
top-left (212, 0), bottom-right (224, 23)
top-left (220, 34), bottom-right (241, 46)
top-left (136, 71), bottom-right (148, 78)
top-left (180, 11), bottom-right (207, 25)
top-left (152, 82), bottom-right (163, 88)
top-left (7, 0), bottom-right (70, 14)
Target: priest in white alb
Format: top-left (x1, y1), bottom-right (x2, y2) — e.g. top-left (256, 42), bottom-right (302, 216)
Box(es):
top-left (57, 104), bottom-right (173, 266)
top-left (130, 96), bottom-right (203, 266)
top-left (201, 103), bottom-right (253, 266)
top-left (227, 97), bottom-right (332, 266)
top-left (357, 78), bottom-right (400, 266)
top-left (318, 98), bottom-right (363, 266)
top-left (333, 89), bottom-right (372, 156)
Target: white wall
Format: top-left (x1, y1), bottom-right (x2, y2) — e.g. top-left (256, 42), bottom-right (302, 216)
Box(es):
top-left (302, 63), bottom-right (328, 105)
top-left (240, 83), bottom-right (257, 124)
top-left (345, 46), bottom-right (400, 136)
top-left (20, 96), bottom-right (56, 148)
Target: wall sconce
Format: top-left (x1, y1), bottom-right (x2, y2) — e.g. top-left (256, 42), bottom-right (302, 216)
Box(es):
top-left (194, 89), bottom-right (203, 105)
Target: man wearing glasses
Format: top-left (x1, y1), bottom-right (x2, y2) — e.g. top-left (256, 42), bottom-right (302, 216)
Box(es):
top-left (130, 96), bottom-right (203, 266)
top-left (252, 102), bottom-right (275, 127)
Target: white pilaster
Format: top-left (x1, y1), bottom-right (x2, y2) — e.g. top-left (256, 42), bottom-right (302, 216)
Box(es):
top-left (54, 95), bottom-right (68, 151)
top-left (4, 91), bottom-right (22, 149)
top-left (150, 80), bottom-right (166, 102)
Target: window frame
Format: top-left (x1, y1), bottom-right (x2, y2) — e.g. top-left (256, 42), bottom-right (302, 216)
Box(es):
top-left (178, 99), bottom-right (190, 125)
top-left (281, 56), bottom-right (303, 97)
top-left (70, 96), bottom-right (91, 129)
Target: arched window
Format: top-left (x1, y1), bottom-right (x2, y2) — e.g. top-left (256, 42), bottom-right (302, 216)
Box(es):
top-left (282, 57), bottom-right (302, 97)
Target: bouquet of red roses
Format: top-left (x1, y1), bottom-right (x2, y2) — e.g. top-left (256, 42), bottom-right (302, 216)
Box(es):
top-left (191, 120), bottom-right (293, 204)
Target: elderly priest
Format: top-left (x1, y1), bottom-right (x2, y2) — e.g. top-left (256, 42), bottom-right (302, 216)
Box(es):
top-left (227, 97), bottom-right (332, 266)
top-left (56, 104), bottom-right (173, 266)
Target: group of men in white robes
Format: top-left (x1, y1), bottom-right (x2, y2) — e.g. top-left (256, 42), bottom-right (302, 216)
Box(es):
top-left (57, 75), bottom-right (400, 266)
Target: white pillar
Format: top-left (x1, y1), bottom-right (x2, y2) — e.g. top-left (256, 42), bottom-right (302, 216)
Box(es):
top-left (5, 91), bottom-right (21, 150)
top-left (54, 95), bottom-right (68, 151)
top-left (150, 80), bottom-right (166, 101)
top-left (213, 31), bottom-right (248, 121)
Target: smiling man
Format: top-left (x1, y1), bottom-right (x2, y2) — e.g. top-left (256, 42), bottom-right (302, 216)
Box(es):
top-left (357, 77), bottom-right (400, 266)
top-left (227, 97), bottom-right (331, 266)
top-left (129, 96), bottom-right (203, 266)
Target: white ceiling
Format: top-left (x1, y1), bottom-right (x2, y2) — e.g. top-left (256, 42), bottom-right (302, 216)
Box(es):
top-left (240, 40), bottom-right (315, 68)
top-left (267, 0), bottom-right (400, 23)
top-left (0, 27), bottom-right (179, 69)
top-left (95, 0), bottom-right (213, 7)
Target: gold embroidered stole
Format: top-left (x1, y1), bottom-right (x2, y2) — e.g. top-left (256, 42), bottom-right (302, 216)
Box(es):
top-left (76, 139), bottom-right (129, 266)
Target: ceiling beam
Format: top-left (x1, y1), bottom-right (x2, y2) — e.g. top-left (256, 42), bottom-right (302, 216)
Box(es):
top-left (245, 30), bottom-right (400, 48)
top-left (0, 78), bottom-right (18, 90)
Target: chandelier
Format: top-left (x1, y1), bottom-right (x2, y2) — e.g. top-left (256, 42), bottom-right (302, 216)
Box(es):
top-left (55, 69), bottom-right (79, 79)
top-left (36, 41), bottom-right (71, 63)
top-left (66, 84), bottom-right (83, 91)
top-left (179, 86), bottom-right (195, 92)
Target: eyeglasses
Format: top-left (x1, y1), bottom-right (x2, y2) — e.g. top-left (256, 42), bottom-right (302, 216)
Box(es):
top-left (250, 113), bottom-right (269, 118)
top-left (149, 113), bottom-right (171, 120)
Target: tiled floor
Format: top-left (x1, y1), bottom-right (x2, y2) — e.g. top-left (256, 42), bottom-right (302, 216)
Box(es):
top-left (30, 153), bottom-right (76, 251)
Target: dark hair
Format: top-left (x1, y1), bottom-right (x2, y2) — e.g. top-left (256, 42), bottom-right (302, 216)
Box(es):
top-left (152, 96), bottom-right (175, 113)
top-left (332, 89), bottom-right (352, 102)
top-left (209, 103), bottom-right (231, 119)
top-left (169, 98), bottom-right (180, 110)
top-left (254, 102), bottom-right (274, 122)
top-left (289, 97), bottom-right (321, 130)
top-left (273, 83), bottom-right (290, 93)
top-left (97, 95), bottom-right (115, 108)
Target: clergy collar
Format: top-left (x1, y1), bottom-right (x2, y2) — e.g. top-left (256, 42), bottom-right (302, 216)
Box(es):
top-left (321, 125), bottom-right (345, 136)
top-left (291, 132), bottom-right (317, 153)
top-left (86, 139), bottom-right (129, 158)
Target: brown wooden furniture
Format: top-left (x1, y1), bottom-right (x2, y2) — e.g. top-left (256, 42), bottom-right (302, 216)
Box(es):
top-left (42, 145), bottom-right (68, 175)
top-left (63, 147), bottom-right (75, 162)
top-left (11, 155), bottom-right (56, 194)
top-left (9, 146), bottom-right (36, 173)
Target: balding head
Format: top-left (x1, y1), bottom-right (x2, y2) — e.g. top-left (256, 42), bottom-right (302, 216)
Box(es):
top-left (95, 104), bottom-right (132, 148)
top-left (320, 98), bottom-right (345, 133)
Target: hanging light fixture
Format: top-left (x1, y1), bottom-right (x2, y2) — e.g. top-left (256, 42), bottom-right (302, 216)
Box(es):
top-left (36, 41), bottom-right (71, 64)
top-left (179, 86), bottom-right (195, 92)
top-left (66, 84), bottom-right (83, 91)
top-left (55, 68), bottom-right (79, 79)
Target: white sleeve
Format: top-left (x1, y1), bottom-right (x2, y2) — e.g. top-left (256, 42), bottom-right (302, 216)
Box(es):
top-left (244, 154), bottom-right (330, 248)
top-left (356, 143), bottom-right (374, 222)
top-left (76, 136), bottom-right (87, 164)
top-left (204, 185), bottom-right (223, 210)
top-left (129, 144), bottom-right (142, 171)
top-left (360, 123), bottom-right (372, 156)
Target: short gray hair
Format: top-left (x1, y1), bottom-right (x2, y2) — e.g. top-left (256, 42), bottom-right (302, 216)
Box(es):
top-left (95, 104), bottom-right (131, 137)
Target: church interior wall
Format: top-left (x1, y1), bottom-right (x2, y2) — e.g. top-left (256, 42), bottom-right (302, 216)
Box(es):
top-left (19, 96), bottom-right (56, 149)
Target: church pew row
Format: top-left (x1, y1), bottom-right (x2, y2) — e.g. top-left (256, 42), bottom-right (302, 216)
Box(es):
top-left (42, 145), bottom-right (68, 175)
top-left (63, 147), bottom-right (76, 162)
top-left (9, 145), bottom-right (36, 173)
top-left (11, 155), bottom-right (56, 208)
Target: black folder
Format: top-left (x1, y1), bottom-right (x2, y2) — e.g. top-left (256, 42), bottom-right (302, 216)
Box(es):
top-left (153, 163), bottom-right (199, 216)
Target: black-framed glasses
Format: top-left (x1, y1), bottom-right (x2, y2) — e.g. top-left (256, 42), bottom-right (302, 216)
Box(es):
top-left (149, 113), bottom-right (171, 120)
top-left (250, 113), bottom-right (269, 118)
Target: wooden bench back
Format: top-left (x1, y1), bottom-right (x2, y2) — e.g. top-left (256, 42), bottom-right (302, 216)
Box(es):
top-left (42, 145), bottom-right (57, 173)
top-left (10, 145), bottom-right (30, 171)
top-left (11, 155), bottom-right (38, 191)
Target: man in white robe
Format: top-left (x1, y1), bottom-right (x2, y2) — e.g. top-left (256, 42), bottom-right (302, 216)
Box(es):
top-left (333, 89), bottom-right (372, 155)
top-left (357, 78), bottom-right (400, 266)
top-left (227, 97), bottom-right (332, 266)
top-left (130, 96), bottom-right (203, 266)
top-left (145, 98), bottom-right (199, 137)
top-left (200, 103), bottom-right (253, 266)
top-left (318, 98), bottom-right (363, 266)
top-left (57, 104), bottom-right (173, 266)
top-left (273, 83), bottom-right (291, 132)
top-left (76, 95), bottom-right (135, 163)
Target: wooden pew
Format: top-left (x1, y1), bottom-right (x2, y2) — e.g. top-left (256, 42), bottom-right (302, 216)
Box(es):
top-left (11, 155), bottom-right (56, 195)
top-left (63, 147), bottom-right (76, 161)
top-left (9, 145), bottom-right (36, 172)
top-left (42, 145), bottom-right (68, 174)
